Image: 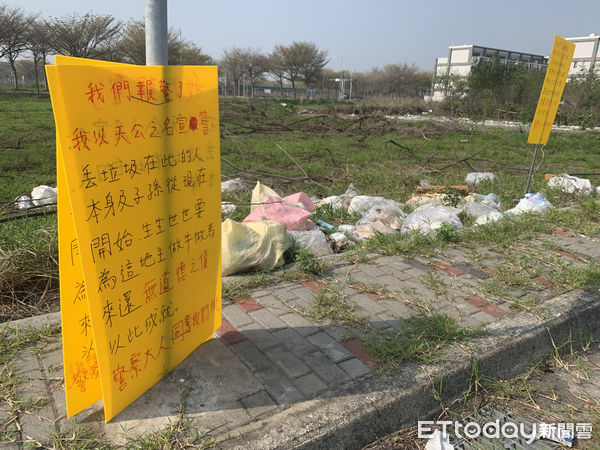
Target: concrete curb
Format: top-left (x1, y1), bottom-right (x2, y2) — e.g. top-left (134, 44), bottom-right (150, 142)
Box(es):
top-left (221, 289), bottom-right (600, 449)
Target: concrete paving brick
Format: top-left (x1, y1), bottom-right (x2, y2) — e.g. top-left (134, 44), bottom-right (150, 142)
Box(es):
top-left (254, 368), bottom-right (304, 405)
top-left (302, 352), bottom-right (351, 386)
top-left (349, 270), bottom-right (379, 285)
top-left (239, 322), bottom-right (280, 351)
top-left (338, 358), bottom-right (372, 379)
top-left (377, 312), bottom-right (404, 330)
top-left (454, 300), bottom-right (482, 316)
top-left (377, 263), bottom-right (413, 280)
top-left (293, 373), bottom-right (327, 397)
top-left (269, 287), bottom-right (301, 302)
top-left (222, 304), bottom-right (253, 328)
top-left (306, 331), bottom-right (353, 363)
top-left (290, 286), bottom-right (317, 310)
top-left (250, 308), bottom-right (287, 331)
top-left (279, 313), bottom-right (320, 337)
top-left (349, 293), bottom-right (388, 315)
top-left (378, 299), bottom-right (415, 318)
top-left (323, 325), bottom-right (350, 342)
top-left (356, 263), bottom-right (385, 278)
top-left (402, 267), bottom-right (429, 279)
top-left (254, 293), bottom-right (291, 316)
top-left (376, 274), bottom-right (413, 291)
top-left (461, 310), bottom-right (492, 328)
top-left (452, 263), bottom-right (490, 279)
top-left (250, 289), bottom-right (272, 299)
top-left (273, 328), bottom-right (317, 357)
top-left (240, 390), bottom-right (278, 419)
top-left (231, 340), bottom-right (273, 372)
top-left (265, 346), bottom-right (311, 379)
top-left (406, 257), bottom-right (432, 272)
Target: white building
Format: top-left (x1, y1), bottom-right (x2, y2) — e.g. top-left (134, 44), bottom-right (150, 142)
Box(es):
top-left (429, 34), bottom-right (600, 101)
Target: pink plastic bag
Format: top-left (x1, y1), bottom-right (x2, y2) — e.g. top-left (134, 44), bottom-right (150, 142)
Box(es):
top-left (243, 194), bottom-right (315, 231)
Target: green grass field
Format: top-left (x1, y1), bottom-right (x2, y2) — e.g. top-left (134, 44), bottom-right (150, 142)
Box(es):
top-left (1, 93), bottom-right (600, 319)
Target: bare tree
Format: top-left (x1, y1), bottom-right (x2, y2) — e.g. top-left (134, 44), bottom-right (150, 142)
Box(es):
top-left (221, 48), bottom-right (244, 96)
top-left (118, 19), bottom-right (212, 65)
top-left (296, 42), bottom-right (328, 93)
top-left (27, 20), bottom-right (52, 93)
top-left (222, 47), bottom-right (267, 97)
top-left (267, 49), bottom-right (287, 98)
top-left (275, 41), bottom-right (328, 98)
top-left (45, 13), bottom-right (121, 58)
top-left (0, 5), bottom-right (34, 90)
top-left (274, 44), bottom-right (301, 98)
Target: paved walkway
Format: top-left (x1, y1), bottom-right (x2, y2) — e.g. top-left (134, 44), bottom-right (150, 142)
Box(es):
top-left (2, 228), bottom-right (600, 448)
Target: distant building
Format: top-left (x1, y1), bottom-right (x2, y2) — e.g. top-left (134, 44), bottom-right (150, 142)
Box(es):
top-left (428, 34), bottom-right (600, 101)
top-left (568, 34), bottom-right (600, 77)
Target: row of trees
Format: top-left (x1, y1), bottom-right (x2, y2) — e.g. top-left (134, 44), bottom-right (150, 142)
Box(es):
top-left (0, 5), bottom-right (211, 91)
top-left (0, 3), bottom-right (433, 100)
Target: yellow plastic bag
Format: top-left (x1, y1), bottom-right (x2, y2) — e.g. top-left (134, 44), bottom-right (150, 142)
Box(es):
top-left (222, 219), bottom-right (292, 276)
top-left (251, 181), bottom-right (279, 211)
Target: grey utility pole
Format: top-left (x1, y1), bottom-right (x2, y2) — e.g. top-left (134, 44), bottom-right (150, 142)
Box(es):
top-left (145, 0), bottom-right (168, 65)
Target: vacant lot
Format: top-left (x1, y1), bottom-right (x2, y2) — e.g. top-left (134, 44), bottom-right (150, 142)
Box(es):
top-left (1, 93), bottom-right (600, 320)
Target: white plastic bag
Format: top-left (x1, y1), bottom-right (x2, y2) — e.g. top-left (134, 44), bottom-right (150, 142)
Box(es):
top-left (356, 203), bottom-right (406, 229)
top-left (465, 172), bottom-right (497, 185)
top-left (31, 185), bottom-right (57, 206)
top-left (401, 205), bottom-right (463, 235)
top-left (505, 193), bottom-right (553, 216)
top-left (221, 178), bottom-right (245, 193)
top-left (317, 183), bottom-right (358, 210)
top-left (548, 174), bottom-right (595, 195)
top-left (288, 229), bottom-right (333, 257)
top-left (14, 194), bottom-right (33, 210)
top-left (222, 219), bottom-right (292, 276)
top-left (221, 202), bottom-right (237, 214)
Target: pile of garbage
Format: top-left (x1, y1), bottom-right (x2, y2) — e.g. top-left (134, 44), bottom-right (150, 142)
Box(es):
top-left (14, 185), bottom-right (57, 210)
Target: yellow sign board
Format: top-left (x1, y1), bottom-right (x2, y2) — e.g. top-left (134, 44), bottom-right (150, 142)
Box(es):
top-left (528, 35), bottom-right (575, 145)
top-left (47, 57), bottom-right (222, 421)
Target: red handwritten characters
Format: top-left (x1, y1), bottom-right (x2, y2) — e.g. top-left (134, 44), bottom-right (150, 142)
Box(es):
top-left (112, 80), bottom-right (131, 104)
top-left (86, 82), bottom-right (105, 104)
top-left (159, 79), bottom-right (171, 102)
top-left (114, 124), bottom-right (131, 146)
top-left (71, 128), bottom-right (91, 151)
top-left (189, 116), bottom-right (198, 131)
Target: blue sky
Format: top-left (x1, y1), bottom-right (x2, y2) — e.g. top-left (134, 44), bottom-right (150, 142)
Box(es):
top-left (10, 0), bottom-right (600, 72)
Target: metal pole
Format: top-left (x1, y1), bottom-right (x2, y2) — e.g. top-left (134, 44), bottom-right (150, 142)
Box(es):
top-left (525, 144), bottom-right (540, 194)
top-left (145, 0), bottom-right (168, 65)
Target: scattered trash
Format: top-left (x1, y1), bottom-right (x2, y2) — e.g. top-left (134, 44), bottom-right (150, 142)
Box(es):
top-left (14, 194), bottom-right (33, 210)
top-left (222, 219), bottom-right (292, 276)
top-left (401, 205), bottom-right (463, 235)
top-left (415, 185), bottom-right (469, 195)
top-left (546, 173), bottom-right (595, 195)
top-left (317, 183), bottom-right (357, 210)
top-left (316, 219), bottom-right (335, 231)
top-left (505, 193), bottom-right (554, 216)
top-left (221, 177), bottom-right (245, 193)
top-left (31, 185), bottom-right (57, 207)
top-left (467, 193), bottom-right (502, 210)
top-left (465, 172), bottom-right (497, 185)
top-left (288, 229), bottom-right (333, 257)
top-left (419, 179), bottom-right (431, 186)
top-left (250, 181), bottom-right (279, 211)
top-left (245, 182), bottom-right (315, 231)
top-left (463, 201), bottom-right (501, 220)
top-left (221, 202), bottom-right (237, 214)
top-left (474, 211), bottom-right (503, 225)
top-left (330, 232), bottom-right (348, 244)
top-left (348, 196), bottom-right (405, 215)
top-left (356, 203), bottom-right (406, 229)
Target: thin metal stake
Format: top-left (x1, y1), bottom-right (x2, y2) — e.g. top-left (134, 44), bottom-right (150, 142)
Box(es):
top-left (525, 144), bottom-right (541, 195)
